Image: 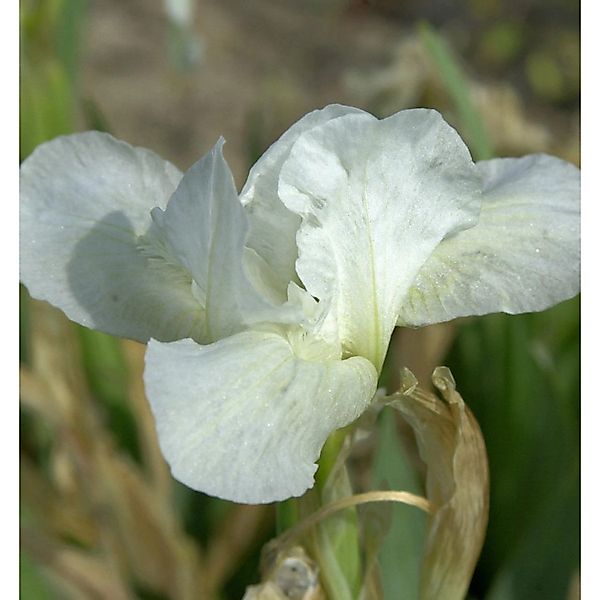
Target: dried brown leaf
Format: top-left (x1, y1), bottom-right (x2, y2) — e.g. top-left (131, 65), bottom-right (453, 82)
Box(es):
top-left (567, 569), bottom-right (580, 600)
top-left (92, 444), bottom-right (206, 600)
top-left (21, 527), bottom-right (134, 600)
top-left (21, 458), bottom-right (98, 546)
top-left (122, 339), bottom-right (173, 498)
top-left (21, 302), bottom-right (207, 600)
top-left (205, 503), bottom-right (272, 593)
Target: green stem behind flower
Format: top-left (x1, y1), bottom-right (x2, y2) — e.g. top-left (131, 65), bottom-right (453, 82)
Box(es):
top-left (315, 426), bottom-right (350, 492)
top-left (313, 426), bottom-right (361, 600)
top-left (275, 426), bottom-right (362, 600)
top-left (276, 498), bottom-right (300, 535)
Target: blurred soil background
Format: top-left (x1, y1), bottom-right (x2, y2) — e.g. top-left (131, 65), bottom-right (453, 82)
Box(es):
top-left (20, 0), bottom-right (580, 598)
top-left (80, 0), bottom-right (580, 178)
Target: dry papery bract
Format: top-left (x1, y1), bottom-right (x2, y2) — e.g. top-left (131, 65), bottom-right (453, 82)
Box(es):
top-left (389, 367), bottom-right (489, 600)
top-left (243, 546), bottom-right (324, 600)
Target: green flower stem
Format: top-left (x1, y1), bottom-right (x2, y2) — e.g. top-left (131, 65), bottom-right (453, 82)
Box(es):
top-left (315, 425), bottom-right (351, 492)
top-left (276, 498), bottom-right (300, 535)
top-left (311, 523), bottom-right (356, 600)
top-left (419, 21), bottom-right (494, 161)
top-left (274, 425), bottom-right (361, 599)
top-left (314, 426), bottom-right (361, 600)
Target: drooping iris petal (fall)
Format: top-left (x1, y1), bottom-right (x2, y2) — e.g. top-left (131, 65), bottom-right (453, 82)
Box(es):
top-left (145, 330), bottom-right (377, 503)
top-left (19, 132), bottom-right (204, 343)
top-left (397, 153), bottom-right (581, 326)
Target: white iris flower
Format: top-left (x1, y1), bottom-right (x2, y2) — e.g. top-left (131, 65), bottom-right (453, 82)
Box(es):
top-left (20, 105), bottom-right (580, 504)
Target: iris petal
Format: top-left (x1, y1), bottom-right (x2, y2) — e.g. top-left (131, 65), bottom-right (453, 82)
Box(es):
top-left (19, 132), bottom-right (206, 342)
top-left (397, 154), bottom-right (581, 326)
top-left (241, 104), bottom-right (367, 300)
top-left (144, 330), bottom-right (377, 503)
top-left (279, 109), bottom-right (481, 369)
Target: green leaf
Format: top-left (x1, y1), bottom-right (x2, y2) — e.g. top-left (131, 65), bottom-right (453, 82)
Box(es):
top-left (276, 498), bottom-right (300, 535)
top-left (485, 466), bottom-right (579, 600)
top-left (309, 428), bottom-right (362, 600)
top-left (20, 285), bottom-right (31, 365)
top-left (371, 409), bottom-right (427, 600)
top-left (20, 57), bottom-right (75, 160)
top-left (419, 22), bottom-right (494, 161)
top-left (76, 326), bottom-right (141, 462)
top-left (56, 0), bottom-right (89, 84)
top-left (20, 0), bottom-right (90, 161)
top-left (82, 98), bottom-right (112, 133)
top-left (314, 466), bottom-right (362, 600)
top-left (20, 552), bottom-right (54, 600)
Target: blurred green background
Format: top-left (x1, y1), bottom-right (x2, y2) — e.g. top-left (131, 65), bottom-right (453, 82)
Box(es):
top-left (20, 0), bottom-right (580, 598)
